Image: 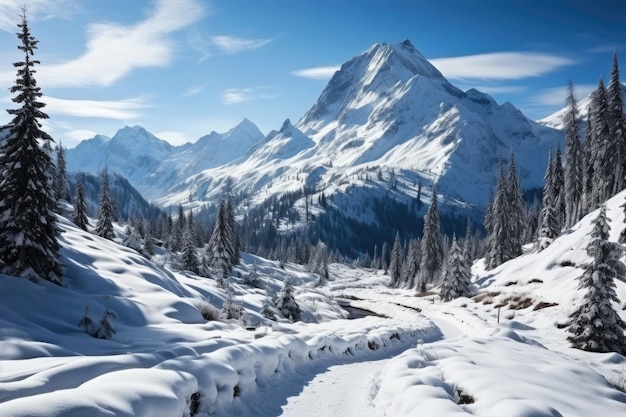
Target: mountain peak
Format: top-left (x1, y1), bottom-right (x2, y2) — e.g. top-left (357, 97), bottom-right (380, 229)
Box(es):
top-left (298, 39), bottom-right (446, 128)
top-left (364, 39), bottom-right (444, 81)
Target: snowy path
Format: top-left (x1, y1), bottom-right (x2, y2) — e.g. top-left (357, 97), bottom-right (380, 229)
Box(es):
top-left (277, 359), bottom-right (387, 417)
top-left (222, 310), bottom-right (468, 417)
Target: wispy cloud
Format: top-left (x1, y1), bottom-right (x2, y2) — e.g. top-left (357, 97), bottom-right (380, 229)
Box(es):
top-left (221, 88), bottom-right (276, 105)
top-left (292, 66), bottom-right (340, 80)
top-left (430, 52), bottom-right (576, 80)
top-left (530, 84), bottom-right (596, 107)
top-left (0, 0), bottom-right (80, 32)
top-left (210, 35), bottom-right (273, 54)
top-left (8, 0), bottom-right (206, 88)
top-left (179, 84), bottom-right (207, 99)
top-left (43, 96), bottom-right (150, 120)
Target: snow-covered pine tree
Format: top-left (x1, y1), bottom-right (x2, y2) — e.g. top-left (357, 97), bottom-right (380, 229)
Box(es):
top-left (401, 238), bottom-right (421, 289)
top-left (591, 78), bottom-right (615, 205)
top-left (220, 285), bottom-right (241, 320)
top-left (538, 150), bottom-right (560, 250)
top-left (261, 294), bottom-right (277, 320)
top-left (484, 158), bottom-right (510, 269)
top-left (553, 146), bottom-right (565, 229)
top-left (275, 278), bottom-right (301, 322)
top-left (226, 199), bottom-right (240, 265)
top-left (608, 51), bottom-right (626, 195)
top-left (563, 80), bottom-right (584, 228)
top-left (439, 236), bottom-right (472, 301)
top-left (388, 231), bottom-right (403, 287)
top-left (181, 228), bottom-right (199, 274)
top-left (308, 240), bottom-right (329, 281)
top-left (462, 218), bottom-right (474, 262)
top-left (73, 180), bottom-right (89, 231)
top-left (142, 229), bottom-right (154, 258)
top-left (507, 152), bottom-right (527, 251)
top-left (206, 199), bottom-right (234, 286)
top-left (380, 241), bottom-right (389, 274)
top-left (567, 206), bottom-right (626, 354)
top-left (54, 143), bottom-right (70, 203)
top-left (583, 114), bottom-right (596, 211)
top-left (95, 309), bottom-right (118, 339)
top-left (0, 10), bottom-right (63, 283)
top-left (420, 184), bottom-right (444, 285)
top-left (95, 167), bottom-right (115, 240)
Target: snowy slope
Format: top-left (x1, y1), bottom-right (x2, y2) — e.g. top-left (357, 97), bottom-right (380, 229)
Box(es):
top-left (2, 196), bottom-right (626, 416)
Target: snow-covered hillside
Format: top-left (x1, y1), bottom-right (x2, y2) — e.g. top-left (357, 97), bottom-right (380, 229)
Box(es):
top-left (2, 191), bottom-right (626, 416)
top-left (66, 40), bottom-right (563, 216)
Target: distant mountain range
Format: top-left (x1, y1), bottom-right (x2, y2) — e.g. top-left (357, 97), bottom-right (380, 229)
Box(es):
top-left (67, 40), bottom-right (566, 220)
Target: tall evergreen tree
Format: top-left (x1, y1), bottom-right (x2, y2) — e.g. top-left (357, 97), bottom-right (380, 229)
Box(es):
top-left (567, 206), bottom-right (626, 354)
top-left (388, 231), bottom-right (403, 287)
top-left (420, 184), bottom-right (444, 285)
top-left (54, 143), bottom-right (70, 203)
top-left (206, 199), bottom-right (234, 286)
top-left (439, 236), bottom-right (472, 301)
top-left (553, 146), bottom-right (565, 228)
top-left (401, 238), bottom-right (421, 289)
top-left (484, 159), bottom-right (510, 269)
top-left (507, 152), bottom-right (527, 250)
top-left (226, 199), bottom-right (240, 265)
top-left (563, 80), bottom-right (584, 227)
top-left (95, 167), bottom-right (115, 240)
top-left (583, 114), bottom-right (596, 211)
top-left (0, 10), bottom-right (62, 283)
top-left (591, 78), bottom-right (615, 204)
top-left (181, 228), bottom-right (199, 274)
top-left (608, 51), bottom-right (626, 195)
top-left (73, 180), bottom-right (89, 231)
top-left (538, 150), bottom-right (560, 250)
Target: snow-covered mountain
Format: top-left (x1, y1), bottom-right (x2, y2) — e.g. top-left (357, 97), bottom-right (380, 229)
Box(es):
top-left (539, 83), bottom-right (626, 130)
top-left (67, 40), bottom-right (563, 219)
top-left (66, 119), bottom-right (266, 201)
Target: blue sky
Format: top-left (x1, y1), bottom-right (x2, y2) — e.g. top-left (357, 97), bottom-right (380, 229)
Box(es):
top-left (0, 0), bottom-right (623, 148)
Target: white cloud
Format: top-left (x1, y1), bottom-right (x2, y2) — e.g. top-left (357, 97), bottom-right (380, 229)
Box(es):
top-left (179, 84), bottom-right (206, 99)
top-left (221, 88), bottom-right (276, 105)
top-left (291, 66), bottom-right (340, 80)
top-left (430, 52), bottom-right (576, 80)
top-left (23, 0), bottom-right (206, 88)
top-left (0, 0), bottom-right (80, 32)
top-left (530, 84), bottom-right (596, 107)
top-left (43, 96), bottom-right (150, 120)
top-left (222, 88), bottom-right (254, 104)
top-left (210, 35), bottom-right (273, 54)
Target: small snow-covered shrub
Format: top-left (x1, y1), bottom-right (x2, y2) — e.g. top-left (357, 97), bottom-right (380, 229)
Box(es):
top-left (454, 387), bottom-right (475, 405)
top-left (193, 298), bottom-right (220, 321)
top-left (189, 391), bottom-right (201, 416)
top-left (95, 309), bottom-right (118, 339)
top-left (78, 304), bottom-right (95, 336)
top-left (533, 301), bottom-right (559, 310)
top-left (79, 305), bottom-right (117, 339)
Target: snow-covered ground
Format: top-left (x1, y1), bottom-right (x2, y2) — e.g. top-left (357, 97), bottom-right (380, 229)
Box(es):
top-left (2, 192), bottom-right (626, 416)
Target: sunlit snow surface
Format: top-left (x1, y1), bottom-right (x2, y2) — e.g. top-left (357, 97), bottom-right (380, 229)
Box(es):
top-left (2, 192), bottom-right (626, 416)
